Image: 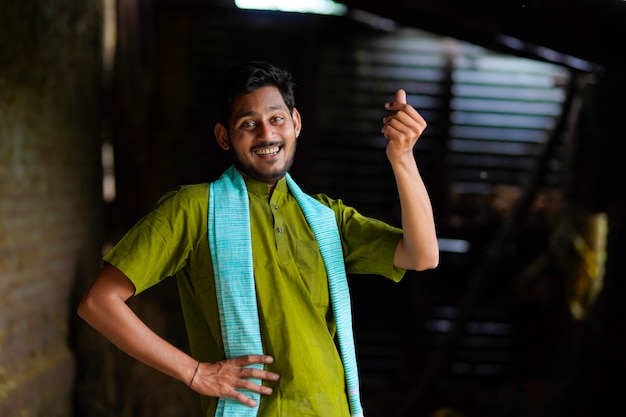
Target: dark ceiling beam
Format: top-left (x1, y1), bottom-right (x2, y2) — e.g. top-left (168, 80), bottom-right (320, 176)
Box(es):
top-left (341, 0), bottom-right (626, 72)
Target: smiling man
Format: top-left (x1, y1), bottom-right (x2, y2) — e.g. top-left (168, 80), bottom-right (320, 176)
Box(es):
top-left (214, 85), bottom-right (301, 187)
top-left (78, 61), bottom-right (439, 417)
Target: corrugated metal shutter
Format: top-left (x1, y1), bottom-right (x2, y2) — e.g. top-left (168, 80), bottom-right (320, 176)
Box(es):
top-left (312, 28), bottom-right (449, 221)
top-left (312, 25), bottom-right (571, 381)
top-left (311, 27), bottom-right (570, 223)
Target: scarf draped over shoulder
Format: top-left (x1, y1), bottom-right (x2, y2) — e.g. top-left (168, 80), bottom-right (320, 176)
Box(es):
top-left (208, 166), bottom-right (364, 417)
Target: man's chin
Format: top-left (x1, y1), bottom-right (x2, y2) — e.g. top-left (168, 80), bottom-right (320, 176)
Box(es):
top-left (234, 163), bottom-right (290, 184)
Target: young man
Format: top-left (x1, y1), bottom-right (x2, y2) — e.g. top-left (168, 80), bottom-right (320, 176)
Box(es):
top-left (78, 61), bottom-right (439, 417)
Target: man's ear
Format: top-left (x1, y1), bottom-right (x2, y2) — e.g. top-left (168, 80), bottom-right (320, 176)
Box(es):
top-left (292, 108), bottom-right (302, 138)
top-left (214, 123), bottom-right (230, 150)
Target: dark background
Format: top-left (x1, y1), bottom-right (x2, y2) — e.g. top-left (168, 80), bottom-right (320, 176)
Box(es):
top-left (93, 1), bottom-right (626, 416)
top-left (2, 0), bottom-right (625, 416)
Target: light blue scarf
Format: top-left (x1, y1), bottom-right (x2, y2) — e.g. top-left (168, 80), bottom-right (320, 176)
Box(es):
top-left (208, 166), bottom-right (364, 417)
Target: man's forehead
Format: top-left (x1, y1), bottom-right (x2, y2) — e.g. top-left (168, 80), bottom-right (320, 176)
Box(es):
top-left (231, 89), bottom-right (289, 118)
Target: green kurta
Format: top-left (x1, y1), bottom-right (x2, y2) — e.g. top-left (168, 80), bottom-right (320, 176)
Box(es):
top-left (104, 176), bottom-right (405, 416)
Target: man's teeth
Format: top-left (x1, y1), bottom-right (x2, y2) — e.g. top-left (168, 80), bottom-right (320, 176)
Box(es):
top-left (255, 146), bottom-right (280, 156)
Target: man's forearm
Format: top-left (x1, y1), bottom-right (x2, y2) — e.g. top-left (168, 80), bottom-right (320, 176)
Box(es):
top-left (392, 154), bottom-right (439, 271)
top-left (77, 265), bottom-right (198, 386)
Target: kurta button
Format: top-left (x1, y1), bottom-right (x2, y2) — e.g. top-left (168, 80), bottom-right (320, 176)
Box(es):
top-left (277, 227), bottom-right (284, 233)
top-left (273, 204), bottom-right (279, 209)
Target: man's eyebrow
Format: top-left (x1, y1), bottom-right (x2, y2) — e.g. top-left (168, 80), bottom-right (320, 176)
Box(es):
top-left (233, 105), bottom-right (287, 120)
top-left (233, 110), bottom-right (257, 120)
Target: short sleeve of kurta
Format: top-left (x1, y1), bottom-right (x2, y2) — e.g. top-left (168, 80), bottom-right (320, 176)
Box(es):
top-left (313, 193), bottom-right (405, 282)
top-left (103, 183), bottom-right (210, 294)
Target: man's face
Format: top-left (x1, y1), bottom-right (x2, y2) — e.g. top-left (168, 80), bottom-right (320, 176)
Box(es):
top-left (215, 86), bottom-right (301, 185)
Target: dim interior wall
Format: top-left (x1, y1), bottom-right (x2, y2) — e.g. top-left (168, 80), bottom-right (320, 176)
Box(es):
top-left (0, 1), bottom-right (103, 416)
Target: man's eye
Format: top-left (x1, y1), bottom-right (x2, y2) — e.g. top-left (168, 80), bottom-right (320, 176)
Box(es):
top-left (240, 120), bottom-right (256, 129)
top-left (272, 115), bottom-right (285, 124)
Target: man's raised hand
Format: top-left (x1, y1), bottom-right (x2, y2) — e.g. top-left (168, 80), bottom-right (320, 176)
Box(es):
top-left (381, 89), bottom-right (427, 162)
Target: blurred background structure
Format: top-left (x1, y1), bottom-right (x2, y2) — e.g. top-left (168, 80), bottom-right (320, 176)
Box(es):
top-left (1, 0), bottom-right (625, 416)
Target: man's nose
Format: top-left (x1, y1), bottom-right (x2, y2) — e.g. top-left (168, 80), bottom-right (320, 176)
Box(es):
top-left (258, 121), bottom-right (276, 139)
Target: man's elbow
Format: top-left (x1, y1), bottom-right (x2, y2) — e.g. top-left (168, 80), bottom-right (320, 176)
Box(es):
top-left (76, 287), bottom-right (108, 325)
top-left (395, 240), bottom-right (439, 271)
top-left (76, 292), bottom-right (96, 323)
top-left (415, 259), bottom-right (439, 271)
top-left (414, 251), bottom-right (439, 271)
top-left (414, 242), bottom-right (440, 271)
top-left (396, 250), bottom-right (439, 271)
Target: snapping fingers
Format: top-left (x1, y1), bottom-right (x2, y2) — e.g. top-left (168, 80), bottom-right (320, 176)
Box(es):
top-left (382, 89), bottom-right (427, 154)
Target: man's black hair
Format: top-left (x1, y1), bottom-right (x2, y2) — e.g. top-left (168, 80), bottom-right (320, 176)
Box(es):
top-left (216, 60), bottom-right (296, 127)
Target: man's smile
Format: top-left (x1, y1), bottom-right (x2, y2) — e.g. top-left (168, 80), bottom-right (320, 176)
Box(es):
top-left (253, 145), bottom-right (281, 157)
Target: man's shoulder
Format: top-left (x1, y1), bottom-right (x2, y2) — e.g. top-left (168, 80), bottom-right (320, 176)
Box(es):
top-left (311, 192), bottom-right (341, 209)
top-left (154, 183), bottom-right (209, 210)
top-left (176, 183), bottom-right (210, 198)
